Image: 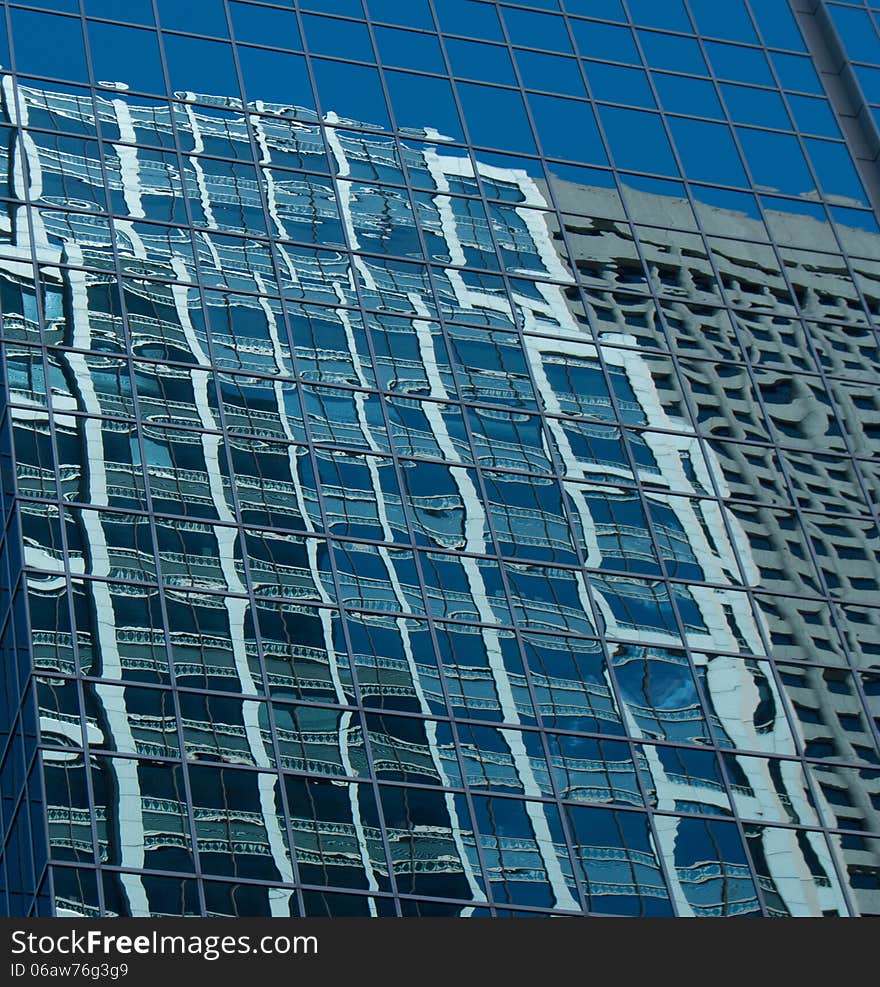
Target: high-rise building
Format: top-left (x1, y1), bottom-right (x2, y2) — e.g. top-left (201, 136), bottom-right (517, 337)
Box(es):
top-left (0, 0), bottom-right (878, 919)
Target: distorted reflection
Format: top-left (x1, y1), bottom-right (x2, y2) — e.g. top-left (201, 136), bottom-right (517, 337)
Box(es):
top-left (0, 55), bottom-right (877, 918)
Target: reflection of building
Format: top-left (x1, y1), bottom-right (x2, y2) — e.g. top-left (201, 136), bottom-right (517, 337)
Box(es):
top-left (0, 60), bottom-right (878, 919)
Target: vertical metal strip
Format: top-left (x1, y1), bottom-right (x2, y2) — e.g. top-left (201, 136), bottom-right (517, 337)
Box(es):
top-left (789, 0), bottom-right (880, 219)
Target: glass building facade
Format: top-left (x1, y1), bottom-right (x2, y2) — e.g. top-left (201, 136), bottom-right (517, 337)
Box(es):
top-left (0, 0), bottom-right (878, 919)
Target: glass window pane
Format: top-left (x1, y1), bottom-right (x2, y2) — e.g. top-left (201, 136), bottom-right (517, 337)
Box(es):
top-left (11, 10), bottom-right (87, 82)
top-left (88, 22), bottom-right (165, 96)
top-left (600, 106), bottom-right (677, 175)
top-left (457, 82), bottom-right (536, 153)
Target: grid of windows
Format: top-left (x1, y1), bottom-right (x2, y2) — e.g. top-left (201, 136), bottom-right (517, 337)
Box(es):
top-left (0, 0), bottom-right (878, 918)
top-left (829, 1), bottom-right (880, 119)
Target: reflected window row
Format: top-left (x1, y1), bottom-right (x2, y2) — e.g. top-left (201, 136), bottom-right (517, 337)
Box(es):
top-left (23, 575), bottom-right (880, 761)
top-left (3, 313), bottom-right (879, 455)
top-left (4, 88), bottom-right (874, 251)
top-left (0, 7), bottom-right (874, 217)
top-left (0, 245), bottom-right (876, 367)
top-left (8, 376), bottom-right (880, 523)
top-left (32, 669), bottom-right (880, 836)
top-left (0, 105), bottom-right (872, 245)
top-left (37, 751), bottom-right (880, 917)
top-left (2, 251), bottom-right (877, 362)
top-left (14, 495), bottom-right (880, 641)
